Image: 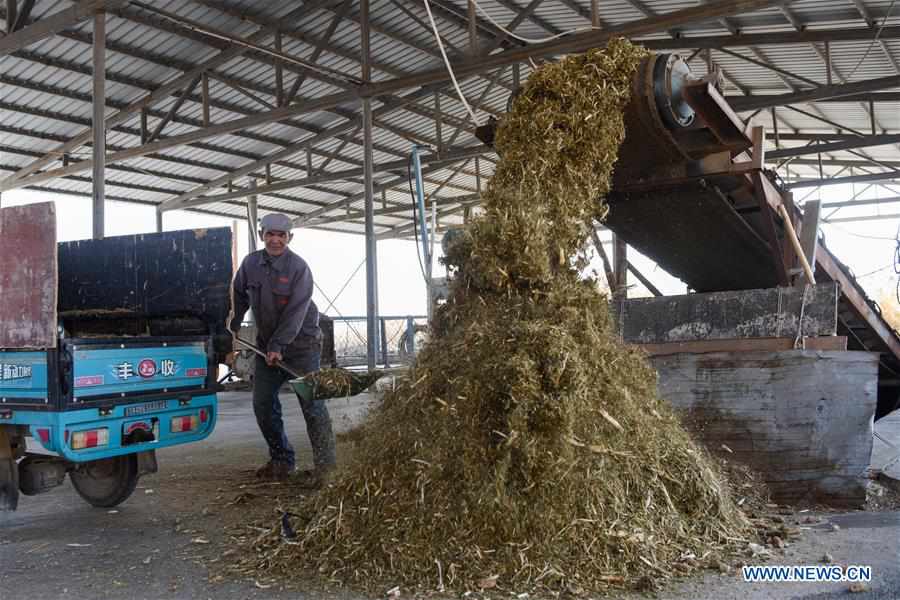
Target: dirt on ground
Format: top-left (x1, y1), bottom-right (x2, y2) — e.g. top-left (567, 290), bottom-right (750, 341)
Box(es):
top-left (5, 391), bottom-right (899, 600)
top-left (168, 449), bottom-right (899, 598)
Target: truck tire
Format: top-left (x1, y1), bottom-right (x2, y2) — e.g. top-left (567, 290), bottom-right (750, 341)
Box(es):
top-left (0, 457), bottom-right (18, 511)
top-left (70, 455), bottom-right (139, 508)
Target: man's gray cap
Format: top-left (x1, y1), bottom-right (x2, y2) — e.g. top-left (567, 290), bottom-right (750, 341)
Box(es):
top-left (259, 213), bottom-right (293, 234)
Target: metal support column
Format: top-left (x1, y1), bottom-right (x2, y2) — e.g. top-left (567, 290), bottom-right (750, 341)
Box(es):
top-left (155, 207), bottom-right (163, 232)
top-left (362, 0), bottom-right (378, 370)
top-left (247, 178), bottom-right (258, 253)
top-left (201, 73), bottom-right (210, 127)
top-left (140, 108), bottom-right (148, 144)
top-left (380, 317), bottom-right (389, 367)
top-left (467, 0), bottom-right (478, 57)
top-left (613, 234), bottom-right (627, 301)
top-left (91, 10), bottom-right (106, 240)
top-left (6, 0), bottom-right (16, 34)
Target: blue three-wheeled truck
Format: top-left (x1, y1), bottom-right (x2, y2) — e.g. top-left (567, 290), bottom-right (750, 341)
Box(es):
top-left (0, 202), bottom-right (233, 511)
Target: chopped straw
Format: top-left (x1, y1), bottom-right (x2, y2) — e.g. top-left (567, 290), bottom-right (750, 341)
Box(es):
top-left (235, 38), bottom-right (750, 594)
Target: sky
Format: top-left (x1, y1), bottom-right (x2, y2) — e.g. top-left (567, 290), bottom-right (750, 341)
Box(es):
top-left (1, 184), bottom-right (898, 319)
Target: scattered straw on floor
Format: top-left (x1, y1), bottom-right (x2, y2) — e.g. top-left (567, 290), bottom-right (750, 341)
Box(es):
top-left (231, 38), bottom-right (751, 595)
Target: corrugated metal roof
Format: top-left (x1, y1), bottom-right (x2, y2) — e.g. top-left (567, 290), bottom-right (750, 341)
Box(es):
top-left (0, 0), bottom-right (898, 237)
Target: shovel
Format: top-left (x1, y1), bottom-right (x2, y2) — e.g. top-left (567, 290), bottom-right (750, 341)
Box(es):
top-left (233, 334), bottom-right (303, 378)
top-left (232, 334), bottom-right (383, 401)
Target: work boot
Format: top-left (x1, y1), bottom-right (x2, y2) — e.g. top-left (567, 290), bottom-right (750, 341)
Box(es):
top-left (292, 465), bottom-right (334, 489)
top-left (255, 460), bottom-right (294, 481)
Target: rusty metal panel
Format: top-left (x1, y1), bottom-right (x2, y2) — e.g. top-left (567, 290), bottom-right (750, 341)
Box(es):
top-left (0, 202), bottom-right (57, 348)
top-left (605, 180), bottom-right (779, 292)
top-left (619, 283), bottom-right (839, 344)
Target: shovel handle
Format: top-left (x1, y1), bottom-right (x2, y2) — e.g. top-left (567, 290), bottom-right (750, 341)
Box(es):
top-left (233, 334), bottom-right (304, 379)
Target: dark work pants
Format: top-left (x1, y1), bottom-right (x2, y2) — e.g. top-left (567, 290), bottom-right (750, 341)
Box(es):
top-left (251, 348), bottom-right (336, 470)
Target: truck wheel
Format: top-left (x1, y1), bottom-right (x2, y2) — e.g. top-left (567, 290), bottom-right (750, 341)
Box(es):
top-left (70, 455), bottom-right (139, 508)
top-left (0, 457), bottom-right (18, 511)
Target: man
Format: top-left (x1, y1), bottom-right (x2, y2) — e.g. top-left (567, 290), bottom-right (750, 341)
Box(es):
top-left (229, 213), bottom-right (336, 483)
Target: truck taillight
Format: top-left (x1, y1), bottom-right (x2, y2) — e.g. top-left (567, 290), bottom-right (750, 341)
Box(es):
top-left (36, 428), bottom-right (50, 444)
top-left (199, 408), bottom-right (208, 423)
top-left (170, 415), bottom-right (198, 433)
top-left (71, 428), bottom-right (109, 450)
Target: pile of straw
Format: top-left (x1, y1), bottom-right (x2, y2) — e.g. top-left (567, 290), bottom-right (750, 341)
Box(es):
top-left (238, 39), bottom-right (749, 594)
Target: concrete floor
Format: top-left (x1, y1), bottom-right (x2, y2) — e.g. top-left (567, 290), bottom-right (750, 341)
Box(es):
top-left (1, 390), bottom-right (899, 600)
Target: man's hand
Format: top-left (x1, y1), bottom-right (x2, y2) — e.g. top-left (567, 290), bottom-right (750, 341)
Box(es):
top-left (266, 351), bottom-right (283, 366)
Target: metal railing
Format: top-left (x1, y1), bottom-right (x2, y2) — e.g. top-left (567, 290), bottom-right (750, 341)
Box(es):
top-left (329, 315), bottom-right (427, 367)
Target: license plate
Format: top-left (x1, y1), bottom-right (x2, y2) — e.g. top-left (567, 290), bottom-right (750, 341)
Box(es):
top-left (124, 400), bottom-right (168, 417)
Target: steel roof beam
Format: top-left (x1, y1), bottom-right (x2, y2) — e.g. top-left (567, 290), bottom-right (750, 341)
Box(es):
top-left (179, 1), bottom-right (498, 132)
top-left (146, 76), bottom-right (200, 143)
top-left (640, 25), bottom-right (900, 50)
top-left (301, 0), bottom-right (792, 224)
top-left (5, 44), bottom-right (477, 173)
top-left (734, 92), bottom-right (900, 104)
top-left (192, 0), bottom-right (514, 115)
top-left (481, 0), bottom-right (550, 55)
top-left (0, 0), bottom-right (127, 57)
top-left (361, 0), bottom-right (800, 97)
top-left (782, 105), bottom-right (868, 137)
top-left (298, 148), bottom-right (497, 226)
top-left (314, 192), bottom-right (482, 226)
top-left (2, 2), bottom-right (313, 185)
top-left (284, 0), bottom-right (352, 105)
top-left (0, 133), bottom-right (360, 208)
top-left (389, 0), bottom-right (466, 55)
top-left (0, 90), bottom-right (358, 191)
top-left (0, 75), bottom-right (339, 169)
top-left (0, 158), bottom-right (188, 197)
top-left (191, 0), bottom-right (514, 101)
top-left (717, 46), bottom-right (820, 87)
top-left (378, 195), bottom-right (481, 240)
top-left (789, 170), bottom-right (900, 188)
top-left (0, 171), bottom-right (381, 234)
top-left (0, 0), bottom-right (800, 194)
top-left (174, 146), bottom-right (488, 210)
top-left (784, 8), bottom-right (900, 165)
top-left (728, 74), bottom-right (900, 112)
top-left (767, 134), bottom-right (900, 159)
top-left (124, 1), bottom-right (358, 90)
top-left (774, 158), bottom-right (900, 168)
top-left (12, 0), bottom-right (464, 197)
top-left (0, 97), bottom-right (304, 167)
top-left (0, 74), bottom-right (473, 196)
top-left (5, 0), bottom-right (15, 33)
top-left (86, 5), bottom-right (487, 164)
top-left (157, 83), bottom-right (467, 211)
top-left (10, 0), bottom-right (34, 33)
top-left (156, 0), bottom-right (539, 212)
top-left (846, 0), bottom-right (900, 75)
top-left (826, 213), bottom-right (900, 224)
top-left (821, 195), bottom-right (900, 210)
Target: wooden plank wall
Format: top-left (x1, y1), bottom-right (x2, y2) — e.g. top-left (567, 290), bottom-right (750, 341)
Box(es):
top-left (0, 203), bottom-right (57, 348)
top-left (653, 350), bottom-right (878, 507)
